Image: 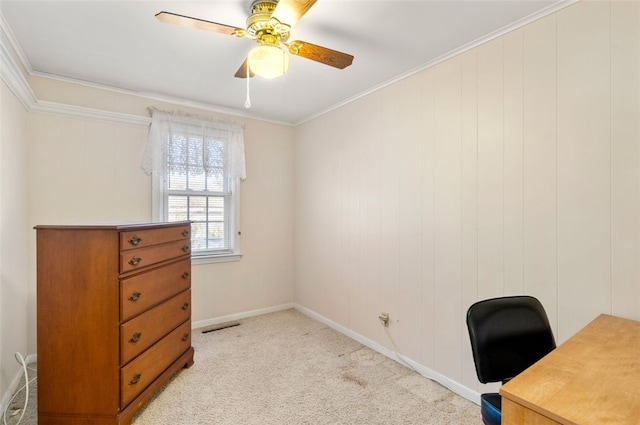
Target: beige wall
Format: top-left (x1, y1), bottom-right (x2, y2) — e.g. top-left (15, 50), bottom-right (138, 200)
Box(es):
top-left (0, 61), bottom-right (295, 403)
top-left (26, 81), bottom-right (296, 327)
top-left (294, 0), bottom-right (639, 396)
top-left (0, 80), bottom-right (29, 398)
top-left (193, 121), bottom-right (295, 319)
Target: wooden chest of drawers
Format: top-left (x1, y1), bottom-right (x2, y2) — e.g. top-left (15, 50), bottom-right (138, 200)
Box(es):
top-left (35, 222), bottom-right (194, 425)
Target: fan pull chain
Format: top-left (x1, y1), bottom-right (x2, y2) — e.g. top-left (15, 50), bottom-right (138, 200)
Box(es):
top-left (244, 62), bottom-right (251, 108)
top-left (281, 53), bottom-right (286, 100)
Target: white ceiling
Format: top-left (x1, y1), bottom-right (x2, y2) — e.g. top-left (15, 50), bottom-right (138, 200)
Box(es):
top-left (1, 0), bottom-right (565, 125)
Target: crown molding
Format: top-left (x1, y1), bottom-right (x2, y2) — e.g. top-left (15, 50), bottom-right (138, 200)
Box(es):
top-left (0, 22), bottom-right (37, 110)
top-left (0, 12), bottom-right (33, 73)
top-left (32, 100), bottom-right (151, 126)
top-left (1, 13), bottom-right (151, 126)
top-left (295, 0), bottom-right (581, 126)
top-left (2, 0), bottom-right (579, 128)
top-left (0, 10), bottom-right (293, 127)
top-left (26, 69), bottom-right (295, 127)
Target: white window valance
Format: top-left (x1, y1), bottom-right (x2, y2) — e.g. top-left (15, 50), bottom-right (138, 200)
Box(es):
top-left (142, 109), bottom-right (246, 180)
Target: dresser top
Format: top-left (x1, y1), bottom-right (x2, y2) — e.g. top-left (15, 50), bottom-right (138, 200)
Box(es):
top-left (34, 221), bottom-right (191, 231)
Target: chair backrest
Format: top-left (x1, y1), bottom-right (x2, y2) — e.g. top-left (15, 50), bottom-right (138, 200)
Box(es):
top-left (466, 295), bottom-right (556, 384)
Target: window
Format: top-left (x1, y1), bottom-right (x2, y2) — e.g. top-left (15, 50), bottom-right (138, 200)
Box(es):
top-left (143, 110), bottom-right (245, 263)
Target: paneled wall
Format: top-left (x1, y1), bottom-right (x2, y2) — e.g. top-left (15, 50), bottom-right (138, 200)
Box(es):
top-left (294, 0), bottom-right (639, 395)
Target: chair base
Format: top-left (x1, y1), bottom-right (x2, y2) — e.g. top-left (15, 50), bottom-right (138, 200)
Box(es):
top-left (480, 393), bottom-right (501, 425)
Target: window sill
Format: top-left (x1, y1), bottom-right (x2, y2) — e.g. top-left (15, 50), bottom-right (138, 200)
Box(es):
top-left (191, 252), bottom-right (242, 265)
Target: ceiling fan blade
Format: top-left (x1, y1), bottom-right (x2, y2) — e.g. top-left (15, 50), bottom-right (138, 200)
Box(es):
top-left (155, 11), bottom-right (244, 36)
top-left (288, 41), bottom-right (354, 69)
top-left (271, 0), bottom-right (317, 28)
top-left (234, 59), bottom-right (256, 79)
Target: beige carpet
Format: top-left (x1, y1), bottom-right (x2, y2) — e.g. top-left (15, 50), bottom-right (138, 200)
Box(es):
top-left (5, 309), bottom-right (481, 424)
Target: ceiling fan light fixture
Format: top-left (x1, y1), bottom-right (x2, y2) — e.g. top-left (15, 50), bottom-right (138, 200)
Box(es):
top-left (248, 44), bottom-right (290, 79)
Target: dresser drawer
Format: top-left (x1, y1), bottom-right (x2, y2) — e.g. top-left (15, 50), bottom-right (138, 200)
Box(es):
top-left (120, 290), bottom-right (191, 365)
top-left (120, 320), bottom-right (192, 407)
top-left (120, 224), bottom-right (190, 251)
top-left (120, 258), bottom-right (191, 321)
top-left (120, 239), bottom-right (190, 273)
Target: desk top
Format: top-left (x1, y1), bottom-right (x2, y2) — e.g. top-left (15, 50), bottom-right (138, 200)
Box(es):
top-left (500, 314), bottom-right (640, 425)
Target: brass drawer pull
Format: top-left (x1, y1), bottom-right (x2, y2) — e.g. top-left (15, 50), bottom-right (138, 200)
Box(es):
top-left (128, 256), bottom-right (142, 266)
top-left (182, 245), bottom-right (190, 253)
top-left (182, 229), bottom-right (190, 238)
top-left (182, 272), bottom-right (189, 279)
top-left (129, 373), bottom-right (141, 385)
top-left (182, 333), bottom-right (189, 342)
top-left (129, 332), bottom-right (141, 343)
top-left (128, 291), bottom-right (141, 302)
top-left (128, 235), bottom-right (142, 246)
top-left (182, 302), bottom-right (189, 311)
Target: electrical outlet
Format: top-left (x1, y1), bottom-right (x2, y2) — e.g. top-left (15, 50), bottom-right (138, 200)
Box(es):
top-left (378, 312), bottom-right (389, 326)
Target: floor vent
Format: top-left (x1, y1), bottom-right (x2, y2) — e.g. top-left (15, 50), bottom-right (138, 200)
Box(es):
top-left (201, 322), bottom-right (241, 333)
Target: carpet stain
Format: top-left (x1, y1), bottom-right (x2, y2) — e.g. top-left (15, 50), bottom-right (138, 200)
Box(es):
top-left (350, 347), bottom-right (386, 366)
top-left (342, 372), bottom-right (367, 388)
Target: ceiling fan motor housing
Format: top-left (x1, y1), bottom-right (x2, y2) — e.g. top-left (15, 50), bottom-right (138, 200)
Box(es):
top-left (247, 0), bottom-right (290, 44)
top-left (250, 0), bottom-right (277, 15)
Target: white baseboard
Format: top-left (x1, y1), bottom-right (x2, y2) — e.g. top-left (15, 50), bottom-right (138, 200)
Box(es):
top-left (190, 303), bottom-right (480, 405)
top-left (191, 303), bottom-right (295, 330)
top-left (294, 304), bottom-right (481, 405)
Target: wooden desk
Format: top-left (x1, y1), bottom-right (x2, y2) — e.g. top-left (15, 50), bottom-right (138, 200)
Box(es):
top-left (500, 314), bottom-right (640, 425)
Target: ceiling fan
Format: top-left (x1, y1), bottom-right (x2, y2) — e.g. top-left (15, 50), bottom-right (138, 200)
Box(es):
top-left (155, 0), bottom-right (354, 80)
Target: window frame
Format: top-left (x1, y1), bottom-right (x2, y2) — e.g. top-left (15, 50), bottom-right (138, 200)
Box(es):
top-left (151, 145), bottom-right (242, 265)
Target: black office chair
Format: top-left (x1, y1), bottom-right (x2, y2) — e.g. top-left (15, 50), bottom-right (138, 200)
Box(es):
top-left (466, 296), bottom-right (556, 425)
